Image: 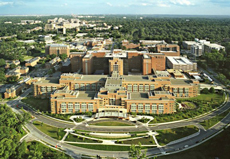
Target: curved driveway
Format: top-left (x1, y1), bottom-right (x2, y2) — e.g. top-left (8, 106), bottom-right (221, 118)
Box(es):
top-left (6, 88), bottom-right (230, 158)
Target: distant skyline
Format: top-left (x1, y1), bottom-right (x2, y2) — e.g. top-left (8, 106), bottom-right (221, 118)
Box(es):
top-left (0, 0), bottom-right (230, 15)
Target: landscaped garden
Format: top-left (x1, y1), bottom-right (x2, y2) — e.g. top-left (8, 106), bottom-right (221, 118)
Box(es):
top-left (156, 125), bottom-right (199, 146)
top-left (69, 143), bottom-right (153, 151)
top-left (158, 125), bottom-right (230, 159)
top-left (22, 97), bottom-right (50, 112)
top-left (147, 92), bottom-right (226, 124)
top-left (89, 121), bottom-right (135, 126)
top-left (33, 121), bottom-right (65, 140)
top-left (121, 136), bottom-right (156, 145)
top-left (200, 110), bottom-right (230, 129)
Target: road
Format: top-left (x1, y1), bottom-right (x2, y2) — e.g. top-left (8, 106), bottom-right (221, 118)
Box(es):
top-left (3, 86), bottom-right (230, 158)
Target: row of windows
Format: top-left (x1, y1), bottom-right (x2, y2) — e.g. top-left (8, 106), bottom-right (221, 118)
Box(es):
top-left (74, 83), bottom-right (103, 91)
top-left (60, 103), bottom-right (94, 110)
top-left (131, 109), bottom-right (163, 114)
top-left (40, 86), bottom-right (57, 92)
top-left (127, 84), bottom-right (155, 92)
top-left (61, 109), bottom-right (89, 113)
top-left (130, 104), bottom-right (164, 110)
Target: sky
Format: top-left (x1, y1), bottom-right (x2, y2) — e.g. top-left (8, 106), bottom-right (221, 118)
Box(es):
top-left (0, 0), bottom-right (230, 15)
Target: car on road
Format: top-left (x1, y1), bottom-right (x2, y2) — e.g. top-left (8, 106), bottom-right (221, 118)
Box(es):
top-left (184, 145), bottom-right (189, 148)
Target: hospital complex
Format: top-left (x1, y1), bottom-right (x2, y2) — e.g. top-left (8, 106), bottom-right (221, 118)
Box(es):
top-left (32, 43), bottom-right (200, 116)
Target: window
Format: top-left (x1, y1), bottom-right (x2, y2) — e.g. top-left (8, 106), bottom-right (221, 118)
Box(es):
top-left (109, 98), bottom-right (115, 105)
top-left (159, 104), bottom-right (164, 114)
top-left (41, 87), bottom-right (46, 92)
top-left (133, 85), bottom-right (138, 92)
top-left (131, 104), bottom-right (136, 111)
top-left (127, 85), bottom-right (132, 91)
top-left (47, 87), bottom-right (51, 92)
top-left (113, 64), bottom-right (119, 72)
top-left (145, 85), bottom-right (149, 92)
top-left (173, 88), bottom-right (178, 94)
top-left (152, 104), bottom-right (157, 110)
top-left (68, 103), bottom-right (73, 109)
top-left (138, 104), bottom-right (143, 111)
top-left (75, 103), bottom-right (80, 111)
top-left (86, 84), bottom-right (91, 91)
top-left (88, 103), bottom-right (93, 111)
top-left (80, 84), bottom-right (85, 91)
top-left (97, 83), bottom-right (101, 90)
top-left (150, 85), bottom-right (155, 91)
top-left (145, 104), bottom-right (150, 110)
top-left (81, 103), bottom-right (87, 112)
top-left (92, 84), bottom-right (96, 90)
top-left (75, 84), bottom-right (79, 90)
top-left (61, 103), bottom-right (66, 109)
top-left (139, 85), bottom-right (143, 92)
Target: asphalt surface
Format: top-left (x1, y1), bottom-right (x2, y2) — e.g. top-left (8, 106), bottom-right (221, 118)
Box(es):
top-left (4, 86), bottom-right (230, 158)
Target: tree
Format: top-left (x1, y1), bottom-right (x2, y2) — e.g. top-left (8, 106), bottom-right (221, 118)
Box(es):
top-left (59, 53), bottom-right (68, 61)
top-left (201, 88), bottom-right (209, 94)
top-left (0, 59), bottom-right (6, 67)
top-left (209, 87), bottom-right (215, 94)
top-left (0, 71), bottom-right (6, 83)
top-left (129, 142), bottom-right (146, 159)
top-left (10, 63), bottom-right (17, 69)
top-left (7, 76), bottom-right (19, 83)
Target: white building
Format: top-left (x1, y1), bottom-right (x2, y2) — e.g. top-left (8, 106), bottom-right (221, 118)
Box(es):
top-left (166, 56), bottom-right (197, 71)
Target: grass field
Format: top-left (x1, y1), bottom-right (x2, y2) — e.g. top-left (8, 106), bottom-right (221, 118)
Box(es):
top-left (23, 55), bottom-right (33, 61)
top-left (22, 97), bottom-right (50, 112)
top-left (90, 121), bottom-right (134, 126)
top-left (158, 126), bottom-right (230, 159)
top-left (69, 143), bottom-right (152, 151)
top-left (156, 125), bottom-right (199, 146)
top-left (182, 102), bottom-right (196, 109)
top-left (122, 136), bottom-right (156, 145)
top-left (200, 110), bottom-right (229, 130)
top-left (33, 121), bottom-right (65, 140)
top-left (65, 134), bottom-right (102, 143)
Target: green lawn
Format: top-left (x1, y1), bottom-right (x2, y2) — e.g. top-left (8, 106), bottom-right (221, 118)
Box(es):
top-left (90, 121), bottom-right (134, 126)
top-left (150, 93), bottom-right (225, 124)
top-left (33, 121), bottom-right (65, 140)
top-left (156, 125), bottom-right (199, 146)
top-left (23, 55), bottom-right (33, 61)
top-left (158, 126), bottom-right (230, 159)
top-left (65, 134), bottom-right (102, 143)
top-left (22, 97), bottom-right (50, 112)
top-left (182, 102), bottom-right (196, 109)
top-left (122, 136), bottom-right (156, 145)
top-left (69, 143), bottom-right (152, 151)
top-left (200, 110), bottom-right (229, 130)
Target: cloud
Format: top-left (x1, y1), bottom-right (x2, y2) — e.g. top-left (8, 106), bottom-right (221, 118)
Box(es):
top-left (170, 0), bottom-right (194, 6)
top-left (0, 1), bottom-right (13, 6)
top-left (106, 2), bottom-right (112, 6)
top-left (157, 2), bottom-right (171, 7)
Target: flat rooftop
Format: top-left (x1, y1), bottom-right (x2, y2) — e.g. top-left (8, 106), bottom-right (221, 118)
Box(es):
top-left (36, 77), bottom-right (59, 84)
top-left (105, 52), bottom-right (127, 58)
top-left (167, 56), bottom-right (193, 65)
top-left (77, 91), bottom-right (96, 100)
top-left (170, 79), bottom-right (193, 85)
top-left (130, 92), bottom-right (149, 100)
top-left (122, 75), bottom-right (149, 82)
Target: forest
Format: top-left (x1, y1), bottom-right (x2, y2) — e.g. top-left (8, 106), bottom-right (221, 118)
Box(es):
top-left (0, 104), bottom-right (70, 159)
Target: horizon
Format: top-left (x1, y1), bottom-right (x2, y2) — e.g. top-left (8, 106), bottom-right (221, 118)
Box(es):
top-left (1, 0), bottom-right (230, 15)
